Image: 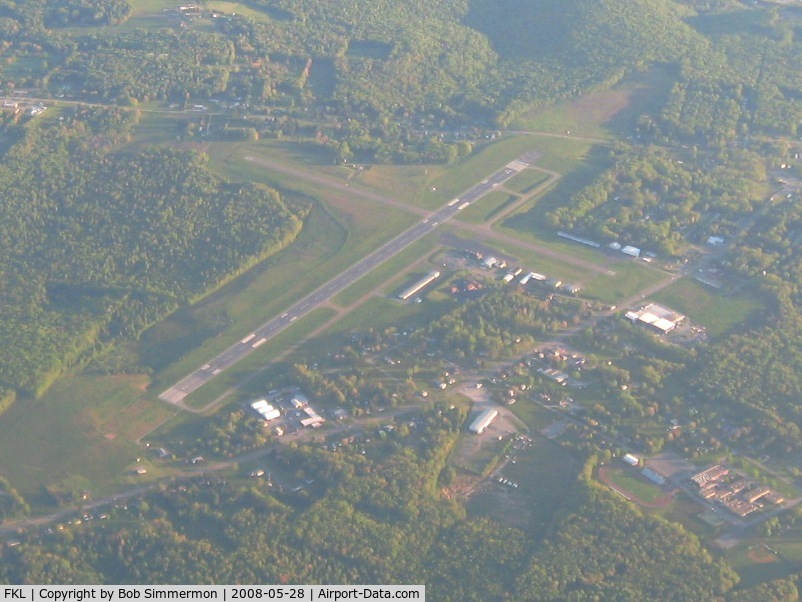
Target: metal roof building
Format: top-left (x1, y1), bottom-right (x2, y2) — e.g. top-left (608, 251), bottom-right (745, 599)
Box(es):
top-left (469, 409), bottom-right (498, 434)
top-left (398, 270), bottom-right (441, 300)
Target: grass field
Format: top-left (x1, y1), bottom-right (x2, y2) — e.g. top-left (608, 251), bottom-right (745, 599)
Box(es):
top-left (180, 306), bottom-right (339, 410)
top-left (507, 400), bottom-right (561, 432)
top-left (500, 146), bottom-right (614, 236)
top-left (0, 374), bottom-right (174, 506)
top-left (350, 164), bottom-right (438, 204)
top-left (504, 169), bottom-right (552, 195)
top-left (454, 191), bottom-right (518, 225)
top-left (512, 65), bottom-right (678, 141)
top-left (652, 279), bottom-right (763, 337)
top-left (468, 435), bottom-right (579, 531)
top-left (330, 236), bottom-right (442, 308)
top-left (725, 540), bottom-right (796, 589)
top-left (451, 432), bottom-right (508, 476)
top-left (411, 136), bottom-right (556, 209)
top-left (582, 260), bottom-right (666, 304)
top-left (603, 466), bottom-right (664, 504)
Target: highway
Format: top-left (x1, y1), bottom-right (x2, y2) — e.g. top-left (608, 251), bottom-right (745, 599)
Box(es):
top-left (159, 154), bottom-right (537, 404)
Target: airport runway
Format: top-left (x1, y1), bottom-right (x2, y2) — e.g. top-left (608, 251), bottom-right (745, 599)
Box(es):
top-left (159, 155), bottom-right (535, 404)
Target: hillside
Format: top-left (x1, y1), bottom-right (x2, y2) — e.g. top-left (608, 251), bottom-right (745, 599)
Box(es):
top-left (0, 107), bottom-right (302, 398)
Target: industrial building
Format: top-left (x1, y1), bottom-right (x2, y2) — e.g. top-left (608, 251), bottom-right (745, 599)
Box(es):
top-left (251, 399), bottom-right (281, 422)
top-left (398, 270), bottom-right (441, 300)
top-left (469, 409), bottom-right (498, 434)
top-left (625, 303), bottom-right (685, 334)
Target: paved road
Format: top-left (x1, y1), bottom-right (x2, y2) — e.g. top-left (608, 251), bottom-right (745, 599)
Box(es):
top-left (160, 155), bottom-right (537, 404)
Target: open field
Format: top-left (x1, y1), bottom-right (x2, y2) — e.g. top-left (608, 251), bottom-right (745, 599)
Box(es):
top-left (726, 540), bottom-right (798, 588)
top-left (411, 136), bottom-right (554, 209)
top-left (504, 170), bottom-right (552, 195)
top-left (351, 164), bottom-right (438, 203)
top-left (582, 260), bottom-right (666, 304)
top-left (455, 191), bottom-right (518, 225)
top-left (330, 237), bottom-right (442, 308)
top-left (500, 146), bottom-right (614, 236)
top-left (53, 0), bottom-right (180, 34)
top-left (601, 465), bottom-right (665, 505)
top-left (0, 374), bottom-right (173, 506)
top-left (651, 279), bottom-right (763, 337)
top-left (128, 113), bottom-right (188, 147)
top-left (512, 65), bottom-right (678, 141)
top-left (180, 307), bottom-right (339, 410)
top-left (205, 1), bottom-right (278, 22)
top-left (468, 435), bottom-right (578, 532)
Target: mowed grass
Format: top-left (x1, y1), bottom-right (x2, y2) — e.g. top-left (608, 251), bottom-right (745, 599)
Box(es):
top-left (603, 466), bottom-right (664, 504)
top-left (504, 169), bottom-right (551, 195)
top-left (454, 191), bottom-right (517, 225)
top-left (583, 260), bottom-right (665, 304)
top-left (144, 169), bottom-right (419, 394)
top-left (205, 1), bottom-right (276, 21)
top-left (412, 136), bottom-right (557, 210)
top-left (507, 399), bottom-right (563, 431)
top-left (53, 0), bottom-right (177, 34)
top-left (252, 134), bottom-right (557, 212)
top-left (128, 113), bottom-right (185, 147)
top-left (330, 236), bottom-right (442, 308)
top-left (726, 541), bottom-right (794, 589)
top-left (180, 306), bottom-right (339, 410)
top-left (652, 279), bottom-right (763, 337)
top-left (0, 375), bottom-right (174, 506)
top-left (350, 164), bottom-right (436, 203)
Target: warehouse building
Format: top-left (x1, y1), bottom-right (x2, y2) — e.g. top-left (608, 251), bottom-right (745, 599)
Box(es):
top-left (398, 270), bottom-right (441, 300)
top-left (469, 409), bottom-right (498, 434)
top-left (625, 303), bottom-right (685, 334)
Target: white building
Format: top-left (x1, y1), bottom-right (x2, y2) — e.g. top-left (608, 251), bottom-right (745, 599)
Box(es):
top-left (251, 399), bottom-right (281, 422)
top-left (398, 270), bottom-right (441, 300)
top-left (469, 409), bottom-right (498, 434)
top-left (623, 453), bottom-right (640, 467)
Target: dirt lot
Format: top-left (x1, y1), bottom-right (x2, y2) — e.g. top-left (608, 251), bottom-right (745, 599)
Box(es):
top-left (646, 452), bottom-right (697, 480)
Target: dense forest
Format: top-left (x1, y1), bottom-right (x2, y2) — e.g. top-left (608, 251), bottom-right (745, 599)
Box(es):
top-left (0, 107), bottom-right (302, 398)
top-left (0, 0), bottom-right (711, 144)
